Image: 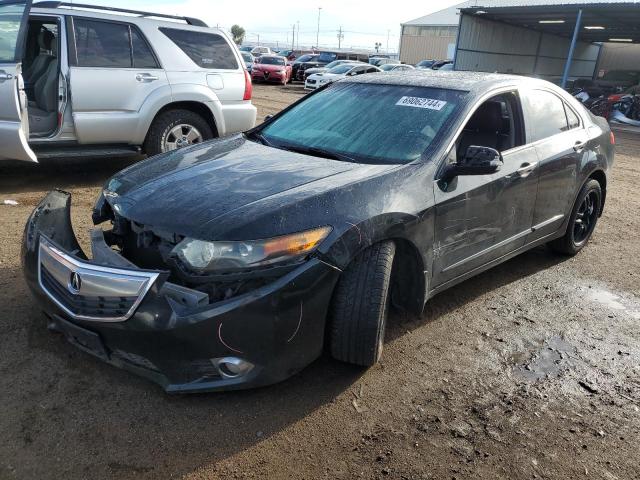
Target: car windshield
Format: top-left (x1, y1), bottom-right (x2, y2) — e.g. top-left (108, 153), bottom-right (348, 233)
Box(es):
top-left (417, 60), bottom-right (434, 67)
top-left (259, 83), bottom-right (465, 164)
top-left (241, 52), bottom-right (252, 62)
top-left (328, 64), bottom-right (356, 74)
top-left (318, 52), bottom-right (337, 62)
top-left (324, 60), bottom-right (343, 69)
top-left (295, 54), bottom-right (317, 63)
top-left (380, 64), bottom-right (399, 71)
top-left (260, 56), bottom-right (285, 65)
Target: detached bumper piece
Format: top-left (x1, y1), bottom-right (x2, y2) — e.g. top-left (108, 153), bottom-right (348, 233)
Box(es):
top-left (22, 190), bottom-right (341, 393)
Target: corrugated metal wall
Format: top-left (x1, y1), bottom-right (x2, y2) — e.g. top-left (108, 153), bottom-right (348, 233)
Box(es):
top-left (454, 13), bottom-right (600, 79)
top-left (399, 25), bottom-right (457, 64)
top-left (598, 42), bottom-right (640, 73)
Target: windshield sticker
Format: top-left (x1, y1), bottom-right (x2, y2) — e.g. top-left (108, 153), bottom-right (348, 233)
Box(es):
top-left (396, 96), bottom-right (447, 110)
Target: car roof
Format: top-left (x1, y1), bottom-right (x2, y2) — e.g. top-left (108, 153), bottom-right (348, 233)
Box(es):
top-left (342, 70), bottom-right (547, 93)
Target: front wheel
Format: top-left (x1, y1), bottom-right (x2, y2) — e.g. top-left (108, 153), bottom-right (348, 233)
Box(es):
top-left (144, 109), bottom-right (214, 157)
top-left (329, 241), bottom-right (396, 366)
top-left (550, 179), bottom-right (602, 255)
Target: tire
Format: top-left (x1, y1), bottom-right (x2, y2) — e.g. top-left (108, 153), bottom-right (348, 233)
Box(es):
top-left (550, 179), bottom-right (602, 256)
top-left (329, 241), bottom-right (396, 366)
top-left (144, 109), bottom-right (214, 157)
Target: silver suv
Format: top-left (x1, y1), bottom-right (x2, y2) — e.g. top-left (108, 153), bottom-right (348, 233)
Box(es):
top-left (0, 1), bottom-right (256, 163)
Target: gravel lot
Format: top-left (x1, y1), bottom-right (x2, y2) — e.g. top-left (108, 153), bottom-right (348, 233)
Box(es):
top-left (0, 84), bottom-right (639, 480)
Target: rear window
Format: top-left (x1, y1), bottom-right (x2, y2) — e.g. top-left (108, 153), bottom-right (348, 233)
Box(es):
top-left (318, 52), bottom-right (337, 62)
top-left (73, 19), bottom-right (159, 68)
top-left (160, 28), bottom-right (238, 69)
top-left (260, 83), bottom-right (466, 164)
top-left (521, 89), bottom-right (569, 142)
top-left (74, 19), bottom-right (131, 68)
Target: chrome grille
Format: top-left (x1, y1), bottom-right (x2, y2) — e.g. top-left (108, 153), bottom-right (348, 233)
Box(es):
top-left (38, 237), bottom-right (160, 322)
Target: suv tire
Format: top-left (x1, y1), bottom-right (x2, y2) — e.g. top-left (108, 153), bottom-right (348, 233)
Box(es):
top-left (550, 179), bottom-right (602, 256)
top-left (329, 241), bottom-right (396, 366)
top-left (144, 109), bottom-right (214, 157)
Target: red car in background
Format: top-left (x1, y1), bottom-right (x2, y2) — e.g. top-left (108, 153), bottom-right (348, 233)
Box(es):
top-left (251, 55), bottom-right (292, 85)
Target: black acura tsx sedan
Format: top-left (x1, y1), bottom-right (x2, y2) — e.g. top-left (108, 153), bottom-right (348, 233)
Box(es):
top-left (23, 71), bottom-right (614, 393)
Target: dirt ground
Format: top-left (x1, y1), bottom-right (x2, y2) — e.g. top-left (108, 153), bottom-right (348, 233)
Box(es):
top-left (0, 84), bottom-right (639, 480)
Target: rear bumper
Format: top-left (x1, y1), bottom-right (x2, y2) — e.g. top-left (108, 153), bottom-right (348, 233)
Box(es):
top-left (22, 191), bottom-right (341, 393)
top-left (216, 101), bottom-right (257, 136)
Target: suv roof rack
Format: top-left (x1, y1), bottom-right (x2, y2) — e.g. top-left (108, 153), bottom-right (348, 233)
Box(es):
top-left (33, 2), bottom-right (208, 27)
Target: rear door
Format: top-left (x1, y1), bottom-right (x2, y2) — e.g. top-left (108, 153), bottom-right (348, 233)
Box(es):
top-left (68, 17), bottom-right (169, 144)
top-left (0, 0), bottom-right (36, 162)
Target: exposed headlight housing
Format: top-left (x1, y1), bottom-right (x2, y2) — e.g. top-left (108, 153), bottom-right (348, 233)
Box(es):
top-left (173, 226), bottom-right (332, 273)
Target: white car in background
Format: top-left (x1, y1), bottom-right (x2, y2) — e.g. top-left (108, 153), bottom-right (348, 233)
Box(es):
top-left (251, 46), bottom-right (272, 57)
top-left (379, 64), bottom-right (415, 72)
top-left (305, 63), bottom-right (381, 90)
top-left (302, 59), bottom-right (365, 80)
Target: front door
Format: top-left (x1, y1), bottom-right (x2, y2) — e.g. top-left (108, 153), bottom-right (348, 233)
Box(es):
top-left (0, 0), bottom-right (36, 162)
top-left (431, 91), bottom-right (539, 288)
top-left (68, 17), bottom-right (168, 144)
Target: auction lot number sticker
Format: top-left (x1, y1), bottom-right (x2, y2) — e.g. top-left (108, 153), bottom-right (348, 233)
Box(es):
top-left (396, 96), bottom-right (447, 110)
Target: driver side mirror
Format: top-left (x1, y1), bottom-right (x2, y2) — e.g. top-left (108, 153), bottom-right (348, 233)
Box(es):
top-left (447, 146), bottom-right (503, 177)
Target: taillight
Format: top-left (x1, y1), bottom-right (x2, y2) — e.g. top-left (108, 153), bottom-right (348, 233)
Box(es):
top-left (243, 69), bottom-right (252, 101)
top-left (610, 131), bottom-right (615, 145)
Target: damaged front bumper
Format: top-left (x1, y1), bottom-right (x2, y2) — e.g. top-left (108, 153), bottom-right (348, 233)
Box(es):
top-left (22, 191), bottom-right (341, 393)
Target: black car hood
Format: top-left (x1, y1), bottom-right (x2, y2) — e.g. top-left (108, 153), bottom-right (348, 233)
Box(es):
top-left (104, 135), bottom-right (384, 238)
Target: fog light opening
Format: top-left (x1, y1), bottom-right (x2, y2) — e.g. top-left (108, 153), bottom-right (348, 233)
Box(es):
top-left (213, 357), bottom-right (254, 379)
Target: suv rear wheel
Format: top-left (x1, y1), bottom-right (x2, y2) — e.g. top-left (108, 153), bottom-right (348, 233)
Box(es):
top-left (145, 109), bottom-right (214, 157)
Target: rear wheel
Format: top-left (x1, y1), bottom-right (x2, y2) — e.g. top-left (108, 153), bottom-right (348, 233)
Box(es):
top-left (329, 241), bottom-right (396, 366)
top-left (144, 109), bottom-right (214, 157)
top-left (550, 179), bottom-right (602, 255)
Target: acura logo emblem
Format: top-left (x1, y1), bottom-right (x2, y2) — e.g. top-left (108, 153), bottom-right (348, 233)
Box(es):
top-left (68, 272), bottom-right (82, 294)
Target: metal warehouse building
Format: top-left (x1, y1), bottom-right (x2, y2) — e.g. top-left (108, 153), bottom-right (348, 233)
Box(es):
top-left (400, 0), bottom-right (640, 81)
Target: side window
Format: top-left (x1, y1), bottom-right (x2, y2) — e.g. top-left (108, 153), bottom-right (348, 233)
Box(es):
top-left (565, 103), bottom-right (580, 130)
top-left (74, 19), bottom-right (131, 68)
top-left (160, 28), bottom-right (238, 69)
top-left (521, 89), bottom-right (570, 143)
top-left (131, 27), bottom-right (159, 69)
top-left (455, 91), bottom-right (524, 159)
top-left (366, 67), bottom-right (379, 73)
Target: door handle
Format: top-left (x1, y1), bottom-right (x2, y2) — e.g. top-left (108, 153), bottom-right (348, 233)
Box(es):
top-left (0, 71), bottom-right (13, 82)
top-left (135, 73), bottom-right (159, 83)
top-left (516, 162), bottom-right (538, 178)
top-left (573, 141), bottom-right (586, 152)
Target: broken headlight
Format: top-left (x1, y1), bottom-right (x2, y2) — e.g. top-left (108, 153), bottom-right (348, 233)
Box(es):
top-left (172, 226), bottom-right (332, 273)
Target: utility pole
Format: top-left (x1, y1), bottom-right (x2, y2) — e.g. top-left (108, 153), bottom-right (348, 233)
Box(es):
top-left (375, 42), bottom-right (382, 53)
top-left (296, 21), bottom-right (300, 51)
top-left (386, 29), bottom-right (390, 53)
top-left (316, 7), bottom-right (322, 50)
top-left (337, 26), bottom-right (344, 49)
top-left (292, 24), bottom-right (295, 51)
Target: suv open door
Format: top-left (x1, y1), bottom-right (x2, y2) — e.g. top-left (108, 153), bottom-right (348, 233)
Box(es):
top-left (0, 0), bottom-right (36, 162)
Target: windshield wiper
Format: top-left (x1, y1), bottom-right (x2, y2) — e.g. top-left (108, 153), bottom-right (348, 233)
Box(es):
top-left (246, 131), bottom-right (273, 147)
top-left (283, 145), bottom-right (359, 163)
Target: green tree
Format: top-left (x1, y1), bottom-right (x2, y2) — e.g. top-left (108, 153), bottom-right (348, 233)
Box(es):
top-left (231, 25), bottom-right (246, 45)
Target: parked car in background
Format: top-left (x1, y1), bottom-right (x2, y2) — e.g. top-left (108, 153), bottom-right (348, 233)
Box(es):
top-left (302, 59), bottom-right (365, 81)
top-left (239, 45), bottom-right (253, 52)
top-left (437, 63), bottom-right (454, 71)
top-left (23, 71), bottom-right (613, 393)
top-left (0, 2), bottom-right (256, 163)
top-left (416, 59), bottom-right (437, 69)
top-left (291, 53), bottom-right (319, 80)
top-left (294, 51), bottom-right (340, 80)
top-left (277, 49), bottom-right (296, 61)
top-left (305, 63), bottom-right (381, 90)
top-left (251, 55), bottom-right (292, 85)
top-left (369, 57), bottom-right (395, 67)
top-left (431, 60), bottom-right (453, 70)
top-left (241, 51), bottom-right (254, 72)
top-left (251, 46), bottom-right (272, 57)
top-left (380, 64), bottom-right (415, 72)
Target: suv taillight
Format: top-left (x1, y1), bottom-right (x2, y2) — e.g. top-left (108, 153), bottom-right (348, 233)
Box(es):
top-left (610, 131), bottom-right (615, 145)
top-left (243, 70), bottom-right (252, 101)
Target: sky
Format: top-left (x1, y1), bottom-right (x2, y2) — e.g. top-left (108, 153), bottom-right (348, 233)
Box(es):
top-left (91, 0), bottom-right (462, 52)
